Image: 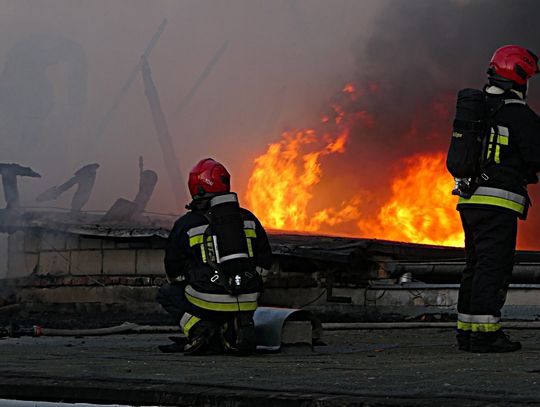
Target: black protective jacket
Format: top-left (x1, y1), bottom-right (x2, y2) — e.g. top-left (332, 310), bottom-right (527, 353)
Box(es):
top-left (164, 198), bottom-right (273, 293)
top-left (458, 90), bottom-right (540, 217)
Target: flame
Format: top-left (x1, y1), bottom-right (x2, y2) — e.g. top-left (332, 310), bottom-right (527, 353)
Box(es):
top-left (359, 152), bottom-right (463, 246)
top-left (245, 81), bottom-right (465, 246)
top-left (245, 127), bottom-right (359, 232)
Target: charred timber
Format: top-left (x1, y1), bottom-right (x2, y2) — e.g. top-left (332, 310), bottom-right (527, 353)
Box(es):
top-left (36, 163), bottom-right (99, 212)
top-left (0, 164), bottom-right (41, 211)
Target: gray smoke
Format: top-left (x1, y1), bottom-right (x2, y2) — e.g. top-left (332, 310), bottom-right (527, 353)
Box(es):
top-left (0, 0), bottom-right (382, 216)
top-left (333, 0), bottom-right (540, 247)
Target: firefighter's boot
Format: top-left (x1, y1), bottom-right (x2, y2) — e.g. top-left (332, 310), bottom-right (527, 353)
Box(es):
top-left (456, 329), bottom-right (470, 351)
top-left (470, 330), bottom-right (521, 353)
top-left (222, 312), bottom-right (256, 355)
top-left (184, 320), bottom-right (223, 355)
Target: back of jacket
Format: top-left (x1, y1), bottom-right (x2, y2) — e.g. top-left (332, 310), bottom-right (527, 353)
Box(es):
top-left (164, 203), bottom-right (273, 294)
top-left (484, 94), bottom-right (540, 195)
top-left (457, 91), bottom-right (540, 217)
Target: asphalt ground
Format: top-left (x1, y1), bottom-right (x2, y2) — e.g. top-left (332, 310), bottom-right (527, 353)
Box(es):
top-left (1, 328), bottom-right (540, 406)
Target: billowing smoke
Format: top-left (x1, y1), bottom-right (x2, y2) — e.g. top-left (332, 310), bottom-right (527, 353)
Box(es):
top-left (320, 0), bottom-right (540, 248)
top-left (0, 0), bottom-right (382, 218)
top-left (1, 1), bottom-right (540, 249)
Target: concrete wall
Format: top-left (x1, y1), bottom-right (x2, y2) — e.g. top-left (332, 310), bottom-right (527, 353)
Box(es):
top-left (6, 229), bottom-right (167, 279)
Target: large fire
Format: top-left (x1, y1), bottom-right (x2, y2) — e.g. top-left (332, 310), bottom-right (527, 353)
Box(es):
top-left (359, 152), bottom-right (463, 246)
top-left (245, 83), bottom-right (464, 246)
top-left (244, 127), bottom-right (360, 233)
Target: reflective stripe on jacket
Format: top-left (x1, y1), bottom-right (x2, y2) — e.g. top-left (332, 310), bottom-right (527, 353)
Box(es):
top-left (458, 186), bottom-right (527, 216)
top-left (186, 220), bottom-right (257, 264)
top-left (184, 284), bottom-right (259, 312)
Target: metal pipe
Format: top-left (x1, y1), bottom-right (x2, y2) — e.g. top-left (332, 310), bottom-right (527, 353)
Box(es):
top-left (389, 262), bottom-right (540, 283)
top-left (322, 321), bottom-right (540, 330)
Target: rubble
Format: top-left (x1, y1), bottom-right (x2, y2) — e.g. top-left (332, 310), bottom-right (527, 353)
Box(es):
top-left (36, 163), bottom-right (99, 212)
top-left (0, 163), bottom-right (41, 211)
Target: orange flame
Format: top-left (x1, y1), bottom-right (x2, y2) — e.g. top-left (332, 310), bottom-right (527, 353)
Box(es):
top-left (359, 152), bottom-right (463, 246)
top-left (245, 128), bottom-right (359, 232)
top-left (245, 82), bottom-right (464, 246)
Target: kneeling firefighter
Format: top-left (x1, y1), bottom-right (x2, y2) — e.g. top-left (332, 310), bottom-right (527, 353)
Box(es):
top-left (447, 45), bottom-right (540, 353)
top-left (157, 158), bottom-right (273, 355)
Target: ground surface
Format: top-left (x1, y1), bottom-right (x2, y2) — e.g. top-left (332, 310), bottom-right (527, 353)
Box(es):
top-left (1, 328), bottom-right (540, 406)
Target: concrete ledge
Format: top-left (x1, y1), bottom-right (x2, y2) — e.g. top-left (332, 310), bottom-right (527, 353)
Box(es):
top-left (103, 250), bottom-right (136, 275)
top-left (18, 286), bottom-right (158, 304)
top-left (70, 251), bottom-right (102, 275)
top-left (38, 252), bottom-right (70, 276)
top-left (7, 251), bottom-right (38, 279)
top-left (40, 232), bottom-right (67, 251)
top-left (136, 249), bottom-right (164, 275)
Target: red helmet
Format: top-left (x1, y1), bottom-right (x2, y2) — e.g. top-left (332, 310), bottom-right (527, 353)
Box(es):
top-left (188, 158), bottom-right (230, 198)
top-left (488, 45), bottom-right (539, 85)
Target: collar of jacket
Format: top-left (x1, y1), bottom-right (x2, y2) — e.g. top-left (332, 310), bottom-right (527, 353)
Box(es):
top-left (485, 85), bottom-right (525, 100)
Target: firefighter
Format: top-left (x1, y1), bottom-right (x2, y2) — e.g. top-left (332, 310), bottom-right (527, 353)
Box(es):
top-left (456, 45), bottom-right (540, 352)
top-left (157, 158), bottom-right (273, 355)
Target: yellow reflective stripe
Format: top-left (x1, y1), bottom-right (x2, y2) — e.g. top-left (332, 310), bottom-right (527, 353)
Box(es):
top-left (489, 133), bottom-right (509, 145)
top-left (487, 132), bottom-right (508, 162)
top-left (457, 321), bottom-right (501, 332)
top-left (471, 323), bottom-right (501, 332)
top-left (244, 229), bottom-right (257, 238)
top-left (189, 235), bottom-right (204, 247)
top-left (457, 321), bottom-right (471, 331)
top-left (458, 195), bottom-right (524, 214)
top-left (182, 315), bottom-right (201, 337)
top-left (185, 292), bottom-right (257, 311)
top-left (200, 245), bottom-right (207, 263)
top-left (497, 135), bottom-right (508, 145)
top-left (246, 238), bottom-right (254, 257)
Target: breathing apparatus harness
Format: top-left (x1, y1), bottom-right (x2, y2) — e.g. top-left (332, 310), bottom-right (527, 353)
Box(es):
top-left (190, 193), bottom-right (260, 295)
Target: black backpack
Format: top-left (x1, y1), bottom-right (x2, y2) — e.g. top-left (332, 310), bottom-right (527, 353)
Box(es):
top-left (199, 193), bottom-right (262, 295)
top-left (446, 88), bottom-right (507, 196)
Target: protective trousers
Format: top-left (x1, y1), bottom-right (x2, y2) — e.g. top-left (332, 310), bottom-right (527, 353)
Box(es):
top-left (156, 282), bottom-right (255, 345)
top-left (457, 208), bottom-right (517, 332)
top-left (157, 282), bottom-right (225, 336)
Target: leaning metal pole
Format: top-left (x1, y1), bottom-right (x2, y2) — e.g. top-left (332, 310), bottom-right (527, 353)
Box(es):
top-left (175, 40), bottom-right (229, 116)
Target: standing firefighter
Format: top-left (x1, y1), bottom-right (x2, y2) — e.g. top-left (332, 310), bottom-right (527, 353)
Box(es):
top-left (157, 158), bottom-right (272, 355)
top-left (447, 45), bottom-right (540, 353)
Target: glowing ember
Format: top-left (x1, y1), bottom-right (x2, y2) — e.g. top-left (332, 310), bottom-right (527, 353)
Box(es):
top-left (342, 83), bottom-right (356, 93)
top-left (359, 152), bottom-right (463, 246)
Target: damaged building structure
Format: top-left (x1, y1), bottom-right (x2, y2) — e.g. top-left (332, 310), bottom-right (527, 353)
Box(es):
top-left (1, 17), bottom-right (540, 333)
top-left (2, 195), bottom-right (540, 329)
